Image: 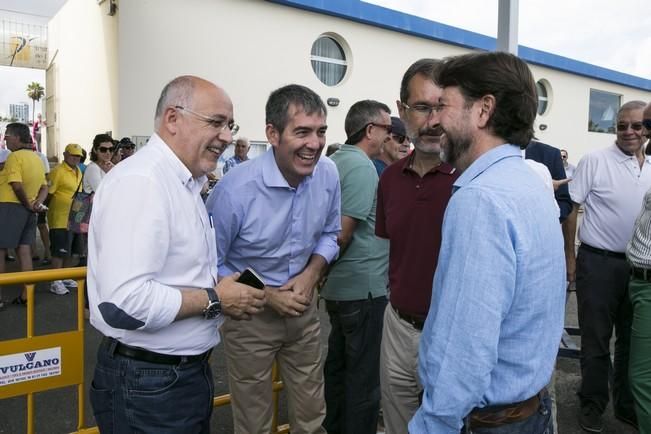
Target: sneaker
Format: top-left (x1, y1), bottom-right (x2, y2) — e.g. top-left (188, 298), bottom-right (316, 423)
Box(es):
top-left (50, 280), bottom-right (70, 295)
top-left (62, 279), bottom-right (78, 288)
top-left (40, 258), bottom-right (51, 266)
top-left (579, 405), bottom-right (603, 433)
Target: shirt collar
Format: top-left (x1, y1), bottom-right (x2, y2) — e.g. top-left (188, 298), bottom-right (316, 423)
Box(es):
top-left (399, 151), bottom-right (457, 175)
top-left (259, 146), bottom-right (314, 190)
top-left (150, 133), bottom-right (207, 194)
top-left (610, 142), bottom-right (651, 165)
top-left (453, 144), bottom-right (520, 190)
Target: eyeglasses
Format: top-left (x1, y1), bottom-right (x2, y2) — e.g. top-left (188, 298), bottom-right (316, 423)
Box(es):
top-left (369, 122), bottom-right (392, 134)
top-left (561, 155), bottom-right (567, 160)
top-left (643, 119), bottom-right (651, 130)
top-left (616, 122), bottom-right (644, 132)
top-left (174, 106), bottom-right (239, 135)
top-left (391, 133), bottom-right (407, 144)
top-left (401, 102), bottom-right (444, 118)
top-left (98, 146), bottom-right (114, 153)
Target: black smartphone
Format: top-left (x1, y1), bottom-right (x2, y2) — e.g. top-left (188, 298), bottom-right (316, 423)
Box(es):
top-left (237, 267), bottom-right (265, 290)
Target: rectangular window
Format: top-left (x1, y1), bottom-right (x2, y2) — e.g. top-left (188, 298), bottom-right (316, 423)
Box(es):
top-left (588, 89), bottom-right (621, 134)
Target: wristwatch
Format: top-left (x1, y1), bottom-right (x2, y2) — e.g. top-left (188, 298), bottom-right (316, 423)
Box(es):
top-left (203, 287), bottom-right (222, 319)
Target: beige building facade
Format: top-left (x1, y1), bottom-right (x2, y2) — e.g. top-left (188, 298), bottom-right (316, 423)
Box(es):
top-left (46, 0), bottom-right (651, 162)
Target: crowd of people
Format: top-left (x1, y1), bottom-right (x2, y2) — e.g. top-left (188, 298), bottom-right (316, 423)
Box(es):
top-left (2, 50), bottom-right (651, 434)
top-left (0, 129), bottom-right (137, 304)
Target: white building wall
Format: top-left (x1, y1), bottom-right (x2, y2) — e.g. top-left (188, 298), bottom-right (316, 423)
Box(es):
top-left (47, 0), bottom-right (118, 159)
top-left (118, 0), bottom-right (650, 163)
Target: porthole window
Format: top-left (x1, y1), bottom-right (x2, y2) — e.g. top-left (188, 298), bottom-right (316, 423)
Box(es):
top-left (536, 80), bottom-right (550, 116)
top-left (310, 35), bottom-right (348, 86)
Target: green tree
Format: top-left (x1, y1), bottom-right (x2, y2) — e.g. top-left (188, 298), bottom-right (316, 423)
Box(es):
top-left (26, 81), bottom-right (45, 123)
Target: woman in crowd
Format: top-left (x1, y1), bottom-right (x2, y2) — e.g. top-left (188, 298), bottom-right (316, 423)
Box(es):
top-left (84, 134), bottom-right (115, 193)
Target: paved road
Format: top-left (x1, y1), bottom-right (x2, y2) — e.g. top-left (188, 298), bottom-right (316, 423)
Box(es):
top-left (0, 261), bottom-right (638, 433)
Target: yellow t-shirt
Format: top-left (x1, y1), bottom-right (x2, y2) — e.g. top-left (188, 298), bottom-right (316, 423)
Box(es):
top-left (47, 162), bottom-right (82, 229)
top-left (0, 149), bottom-right (46, 204)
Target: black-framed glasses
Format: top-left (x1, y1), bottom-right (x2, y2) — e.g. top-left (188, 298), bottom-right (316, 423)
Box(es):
top-left (616, 122), bottom-right (644, 132)
top-left (174, 105), bottom-right (239, 135)
top-left (643, 119), bottom-right (651, 130)
top-left (391, 133), bottom-right (407, 144)
top-left (401, 102), bottom-right (445, 118)
top-left (369, 122), bottom-right (392, 134)
top-left (98, 146), bottom-right (114, 153)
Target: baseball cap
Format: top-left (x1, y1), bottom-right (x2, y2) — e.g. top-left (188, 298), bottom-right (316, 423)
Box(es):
top-left (0, 148), bottom-right (10, 163)
top-left (65, 143), bottom-right (84, 157)
top-left (391, 117), bottom-right (407, 137)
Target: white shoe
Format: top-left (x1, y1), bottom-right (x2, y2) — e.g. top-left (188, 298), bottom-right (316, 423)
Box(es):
top-left (62, 279), bottom-right (78, 288)
top-left (50, 280), bottom-right (70, 295)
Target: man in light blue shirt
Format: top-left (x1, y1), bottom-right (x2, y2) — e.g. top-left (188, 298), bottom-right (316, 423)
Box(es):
top-left (222, 137), bottom-right (249, 175)
top-left (409, 52), bottom-right (565, 434)
top-left (206, 84), bottom-right (341, 434)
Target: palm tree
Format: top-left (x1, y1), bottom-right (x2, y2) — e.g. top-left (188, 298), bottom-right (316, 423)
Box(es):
top-left (26, 81), bottom-right (45, 123)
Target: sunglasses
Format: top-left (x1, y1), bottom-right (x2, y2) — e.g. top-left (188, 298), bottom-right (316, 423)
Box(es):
top-left (121, 145), bottom-right (135, 150)
top-left (391, 133), bottom-right (407, 144)
top-left (616, 122), bottom-right (644, 132)
top-left (98, 146), bottom-right (114, 153)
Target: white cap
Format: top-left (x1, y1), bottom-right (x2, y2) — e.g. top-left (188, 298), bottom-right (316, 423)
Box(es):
top-left (0, 148), bottom-right (10, 164)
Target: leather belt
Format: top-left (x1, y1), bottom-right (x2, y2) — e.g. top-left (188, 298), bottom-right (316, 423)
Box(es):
top-left (103, 337), bottom-right (211, 365)
top-left (468, 388), bottom-right (545, 429)
top-left (580, 243), bottom-right (626, 260)
top-left (392, 305), bottom-right (425, 331)
top-left (632, 266), bottom-right (651, 282)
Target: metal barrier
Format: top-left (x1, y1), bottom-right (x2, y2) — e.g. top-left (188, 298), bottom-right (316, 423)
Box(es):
top-left (0, 267), bottom-right (289, 434)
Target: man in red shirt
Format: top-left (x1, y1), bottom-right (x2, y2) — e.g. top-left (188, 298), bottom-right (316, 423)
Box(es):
top-left (375, 58), bottom-right (458, 434)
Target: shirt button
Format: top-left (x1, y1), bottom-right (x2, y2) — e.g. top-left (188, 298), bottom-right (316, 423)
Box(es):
top-left (416, 185), bottom-right (421, 189)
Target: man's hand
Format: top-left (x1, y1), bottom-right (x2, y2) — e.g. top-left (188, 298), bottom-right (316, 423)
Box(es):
top-left (266, 288), bottom-right (310, 317)
top-left (280, 267), bottom-right (321, 302)
top-left (215, 273), bottom-right (266, 320)
top-left (552, 178), bottom-right (571, 191)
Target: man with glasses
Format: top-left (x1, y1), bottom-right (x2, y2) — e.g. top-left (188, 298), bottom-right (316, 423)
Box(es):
top-left (375, 59), bottom-right (458, 434)
top-left (320, 99), bottom-right (391, 434)
top-left (567, 100), bottom-right (651, 432)
top-left (118, 137), bottom-right (136, 159)
top-left (208, 84), bottom-right (340, 434)
top-left (561, 149), bottom-right (576, 179)
top-left (0, 123), bottom-right (47, 306)
top-left (87, 75), bottom-right (265, 433)
top-left (372, 116), bottom-right (408, 176)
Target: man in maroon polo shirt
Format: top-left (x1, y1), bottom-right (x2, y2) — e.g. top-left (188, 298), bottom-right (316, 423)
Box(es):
top-left (375, 58), bottom-right (458, 434)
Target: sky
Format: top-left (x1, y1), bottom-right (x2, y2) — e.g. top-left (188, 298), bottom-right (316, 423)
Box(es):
top-left (0, 0), bottom-right (649, 119)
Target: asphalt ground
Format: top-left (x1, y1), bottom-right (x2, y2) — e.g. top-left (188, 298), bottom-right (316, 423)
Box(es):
top-left (0, 258), bottom-right (639, 434)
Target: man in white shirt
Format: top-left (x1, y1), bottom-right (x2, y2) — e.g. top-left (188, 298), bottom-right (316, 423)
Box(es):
top-left (87, 75), bottom-right (266, 433)
top-left (567, 100), bottom-right (651, 432)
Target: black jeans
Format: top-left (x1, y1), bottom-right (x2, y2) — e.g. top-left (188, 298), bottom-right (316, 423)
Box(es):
top-left (323, 295), bottom-right (387, 434)
top-left (576, 246), bottom-right (635, 416)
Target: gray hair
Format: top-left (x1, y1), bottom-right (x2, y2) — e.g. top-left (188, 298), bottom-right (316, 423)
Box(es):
top-left (154, 76), bottom-right (196, 130)
top-left (618, 100), bottom-right (647, 118)
top-left (266, 84), bottom-right (327, 134)
top-left (344, 99), bottom-right (391, 145)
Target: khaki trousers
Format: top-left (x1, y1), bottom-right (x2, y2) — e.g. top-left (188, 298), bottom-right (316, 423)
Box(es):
top-left (221, 296), bottom-right (326, 434)
top-left (380, 304), bottom-right (423, 434)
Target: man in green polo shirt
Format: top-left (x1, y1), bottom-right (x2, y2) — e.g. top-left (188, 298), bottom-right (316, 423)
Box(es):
top-left (321, 99), bottom-right (391, 434)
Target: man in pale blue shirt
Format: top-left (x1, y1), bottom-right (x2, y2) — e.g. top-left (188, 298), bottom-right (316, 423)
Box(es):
top-left (409, 52), bottom-right (565, 434)
top-left (206, 84), bottom-right (341, 434)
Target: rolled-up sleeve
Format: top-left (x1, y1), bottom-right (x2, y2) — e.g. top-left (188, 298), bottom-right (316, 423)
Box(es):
top-left (313, 176), bottom-right (341, 263)
top-left (90, 175), bottom-right (182, 331)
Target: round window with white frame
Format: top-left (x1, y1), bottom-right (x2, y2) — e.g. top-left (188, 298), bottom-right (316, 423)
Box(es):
top-left (310, 35), bottom-right (348, 86)
top-left (536, 79), bottom-right (551, 116)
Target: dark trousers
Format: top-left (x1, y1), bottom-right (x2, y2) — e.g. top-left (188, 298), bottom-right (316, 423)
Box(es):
top-left (90, 338), bottom-right (215, 433)
top-left (463, 392), bottom-right (554, 434)
top-left (323, 295), bottom-right (387, 434)
top-left (576, 246), bottom-right (635, 416)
